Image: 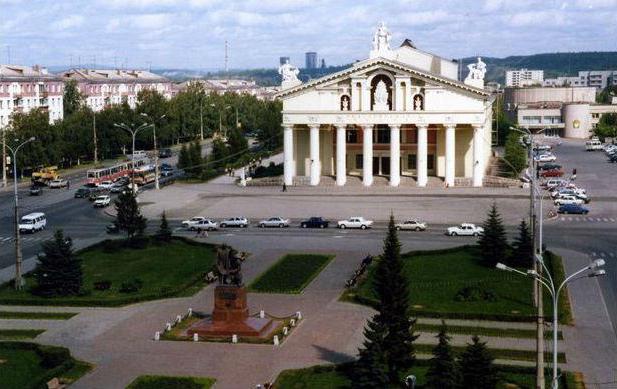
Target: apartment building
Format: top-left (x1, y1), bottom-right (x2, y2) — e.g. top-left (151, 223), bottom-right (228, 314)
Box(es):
top-left (176, 79), bottom-right (279, 100)
top-left (505, 69), bottom-right (544, 87)
top-left (544, 70), bottom-right (617, 89)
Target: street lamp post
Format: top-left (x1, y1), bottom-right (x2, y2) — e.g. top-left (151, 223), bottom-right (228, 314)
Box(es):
top-left (93, 111), bottom-right (99, 165)
top-left (140, 113), bottom-right (166, 190)
top-left (6, 136), bottom-right (36, 290)
top-left (113, 122), bottom-right (151, 189)
top-left (497, 258), bottom-right (606, 389)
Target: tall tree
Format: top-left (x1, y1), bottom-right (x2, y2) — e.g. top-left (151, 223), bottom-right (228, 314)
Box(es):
top-left (114, 190), bottom-right (147, 240)
top-left (356, 215), bottom-right (417, 385)
top-left (478, 203), bottom-right (508, 267)
top-left (503, 132), bottom-right (527, 178)
top-left (459, 335), bottom-right (498, 389)
top-left (354, 320), bottom-right (390, 388)
top-left (511, 219), bottom-right (533, 268)
top-left (63, 79), bottom-right (83, 117)
top-left (425, 322), bottom-right (461, 389)
top-left (33, 230), bottom-right (82, 297)
top-left (594, 112), bottom-right (617, 141)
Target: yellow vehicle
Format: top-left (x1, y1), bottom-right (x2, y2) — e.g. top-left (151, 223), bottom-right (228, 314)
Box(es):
top-left (31, 166), bottom-right (60, 185)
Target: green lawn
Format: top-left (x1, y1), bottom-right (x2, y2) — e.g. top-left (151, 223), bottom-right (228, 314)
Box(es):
top-left (414, 323), bottom-right (563, 340)
top-left (345, 246), bottom-right (571, 322)
top-left (0, 237), bottom-right (217, 306)
top-left (126, 375), bottom-right (216, 389)
top-left (250, 254), bottom-right (334, 294)
top-left (0, 342), bottom-right (92, 389)
top-left (0, 329), bottom-right (45, 340)
top-left (0, 311), bottom-right (77, 320)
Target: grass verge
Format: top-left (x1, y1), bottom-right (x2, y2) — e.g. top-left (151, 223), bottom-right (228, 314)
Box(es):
top-left (414, 343), bottom-right (566, 364)
top-left (126, 375), bottom-right (216, 389)
top-left (0, 311), bottom-right (77, 320)
top-left (249, 254), bottom-right (334, 294)
top-left (414, 323), bottom-right (563, 340)
top-left (0, 237), bottom-right (217, 307)
top-left (0, 329), bottom-right (45, 340)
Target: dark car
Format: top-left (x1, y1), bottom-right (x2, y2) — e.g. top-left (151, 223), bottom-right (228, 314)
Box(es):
top-left (106, 223), bottom-right (120, 234)
top-left (540, 169), bottom-right (564, 178)
top-left (539, 163), bottom-right (562, 171)
top-left (74, 187), bottom-right (91, 198)
top-left (609, 154), bottom-right (617, 163)
top-left (558, 204), bottom-right (589, 214)
top-left (88, 188), bottom-right (106, 201)
top-left (160, 163), bottom-right (173, 171)
top-left (160, 170), bottom-right (174, 177)
top-left (29, 186), bottom-right (43, 196)
top-left (300, 217), bottom-right (329, 229)
top-left (159, 148), bottom-right (173, 158)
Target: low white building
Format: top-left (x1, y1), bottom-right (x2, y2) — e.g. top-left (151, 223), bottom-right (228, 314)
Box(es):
top-left (276, 24), bottom-right (494, 188)
top-left (0, 64), bottom-right (64, 127)
top-left (505, 69), bottom-right (544, 87)
top-left (544, 70), bottom-right (617, 89)
top-left (62, 69), bottom-right (173, 112)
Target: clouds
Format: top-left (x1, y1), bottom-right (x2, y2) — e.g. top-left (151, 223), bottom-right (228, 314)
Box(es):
top-left (1, 0), bottom-right (615, 70)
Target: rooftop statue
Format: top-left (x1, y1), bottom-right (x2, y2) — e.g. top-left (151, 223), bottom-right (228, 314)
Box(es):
top-left (278, 59), bottom-right (299, 82)
top-left (464, 57), bottom-right (487, 89)
top-left (370, 22), bottom-right (394, 59)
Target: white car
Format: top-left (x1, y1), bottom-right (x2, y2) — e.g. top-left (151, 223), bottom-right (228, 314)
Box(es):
top-left (182, 216), bottom-right (207, 229)
top-left (552, 188), bottom-right (589, 203)
top-left (337, 217), bottom-right (374, 229)
top-left (534, 153), bottom-right (557, 163)
top-left (93, 195), bottom-right (111, 207)
top-left (192, 219), bottom-right (218, 231)
top-left (447, 223), bottom-right (484, 237)
top-left (219, 217), bottom-right (249, 228)
top-left (259, 217), bottom-right (290, 228)
top-left (544, 179), bottom-right (567, 189)
top-left (97, 181), bottom-right (114, 190)
top-left (535, 144), bottom-right (552, 152)
top-left (554, 195), bottom-right (584, 206)
top-left (48, 179), bottom-right (68, 188)
top-left (395, 220), bottom-right (427, 231)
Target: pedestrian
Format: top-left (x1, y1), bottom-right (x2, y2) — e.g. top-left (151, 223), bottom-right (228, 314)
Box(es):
top-left (282, 182), bottom-right (287, 192)
top-left (66, 180), bottom-right (70, 190)
top-left (203, 228), bottom-right (209, 238)
top-left (195, 227), bottom-right (202, 237)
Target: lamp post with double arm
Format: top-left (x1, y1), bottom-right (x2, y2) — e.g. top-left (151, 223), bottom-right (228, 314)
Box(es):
top-left (113, 122), bottom-right (151, 189)
top-left (140, 113), bottom-right (165, 190)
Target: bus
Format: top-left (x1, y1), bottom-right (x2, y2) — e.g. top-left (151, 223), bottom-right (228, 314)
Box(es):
top-left (133, 164), bottom-right (157, 186)
top-left (86, 158), bottom-right (149, 185)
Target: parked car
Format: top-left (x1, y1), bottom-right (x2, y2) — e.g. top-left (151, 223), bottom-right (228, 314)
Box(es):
top-left (534, 153), bottom-right (557, 163)
top-left (48, 179), bottom-right (68, 188)
top-left (110, 182), bottom-right (127, 193)
top-left (300, 217), bottom-right (329, 229)
top-left (544, 179), bottom-right (567, 189)
top-left (395, 219), bottom-right (427, 231)
top-left (29, 186), bottom-right (43, 196)
top-left (158, 148), bottom-right (173, 158)
top-left (585, 140), bottom-right (603, 151)
top-left (160, 169), bottom-right (174, 177)
top-left (74, 187), bottom-right (91, 198)
top-left (182, 216), bottom-right (207, 229)
top-left (538, 163), bottom-right (562, 171)
top-left (554, 195), bottom-right (584, 206)
top-left (552, 189), bottom-right (590, 203)
top-left (539, 169), bottom-right (564, 178)
top-left (97, 180), bottom-right (114, 190)
top-left (534, 144), bottom-right (552, 152)
top-left (161, 163), bottom-right (173, 171)
top-left (259, 217), bottom-right (290, 228)
top-left (557, 204), bottom-right (589, 215)
top-left (337, 217), bottom-right (374, 229)
top-left (88, 188), bottom-right (107, 201)
top-left (219, 217), bottom-right (249, 228)
top-left (93, 195), bottom-right (111, 208)
top-left (18, 212), bottom-right (47, 233)
top-left (446, 223), bottom-right (484, 237)
top-left (191, 219), bottom-right (218, 231)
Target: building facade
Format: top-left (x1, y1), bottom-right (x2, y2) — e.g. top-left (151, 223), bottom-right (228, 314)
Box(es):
top-left (305, 52), bottom-right (317, 70)
top-left (0, 64), bottom-right (64, 127)
top-left (544, 70), bottom-right (617, 89)
top-left (276, 24), bottom-right (494, 188)
top-left (505, 69), bottom-right (544, 87)
top-left (176, 79), bottom-right (279, 100)
top-left (62, 69), bottom-right (173, 112)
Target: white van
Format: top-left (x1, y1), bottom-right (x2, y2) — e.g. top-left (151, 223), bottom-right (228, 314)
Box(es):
top-left (130, 150), bottom-right (147, 158)
top-left (19, 212), bottom-right (47, 233)
top-left (585, 140), bottom-right (603, 151)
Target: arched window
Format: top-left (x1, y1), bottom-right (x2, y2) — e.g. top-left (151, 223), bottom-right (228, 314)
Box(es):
top-left (370, 74), bottom-right (393, 111)
top-left (340, 95), bottom-right (350, 111)
top-left (412, 94), bottom-right (424, 111)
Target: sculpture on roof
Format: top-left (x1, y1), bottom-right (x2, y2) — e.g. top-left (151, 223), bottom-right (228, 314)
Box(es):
top-left (464, 57), bottom-right (487, 89)
top-left (278, 59), bottom-right (302, 89)
top-left (370, 22), bottom-right (394, 60)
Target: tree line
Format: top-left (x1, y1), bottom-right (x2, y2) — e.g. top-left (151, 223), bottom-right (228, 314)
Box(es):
top-left (3, 80), bottom-right (282, 175)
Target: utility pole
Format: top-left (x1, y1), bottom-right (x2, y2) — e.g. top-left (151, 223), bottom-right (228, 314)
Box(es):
top-left (2, 128), bottom-right (6, 187)
top-left (93, 111), bottom-right (98, 165)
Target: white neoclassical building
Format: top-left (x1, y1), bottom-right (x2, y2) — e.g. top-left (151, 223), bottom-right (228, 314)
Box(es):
top-left (276, 24), bottom-right (494, 188)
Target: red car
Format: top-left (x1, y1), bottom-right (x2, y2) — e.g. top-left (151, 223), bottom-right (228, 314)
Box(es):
top-left (540, 169), bottom-right (564, 178)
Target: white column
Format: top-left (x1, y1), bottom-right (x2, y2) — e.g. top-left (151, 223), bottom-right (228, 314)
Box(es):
top-left (361, 80), bottom-right (370, 111)
top-left (444, 124), bottom-right (456, 187)
top-left (362, 125), bottom-right (373, 186)
top-left (336, 125), bottom-right (347, 186)
top-left (472, 124), bottom-right (484, 187)
top-left (283, 125), bottom-right (294, 186)
top-left (309, 125), bottom-right (320, 186)
top-left (416, 125), bottom-right (428, 187)
top-left (389, 125), bottom-right (400, 186)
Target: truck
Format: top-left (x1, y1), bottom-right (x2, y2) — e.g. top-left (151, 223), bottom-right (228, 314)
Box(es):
top-left (31, 166), bottom-right (60, 185)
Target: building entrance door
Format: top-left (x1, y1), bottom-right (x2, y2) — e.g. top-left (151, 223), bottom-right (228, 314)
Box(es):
top-left (373, 157), bottom-right (379, 175)
top-left (381, 157), bottom-right (390, 175)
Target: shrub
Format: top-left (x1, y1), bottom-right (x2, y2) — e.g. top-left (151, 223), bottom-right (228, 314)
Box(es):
top-left (120, 278), bottom-right (143, 293)
top-left (36, 345), bottom-right (72, 368)
top-left (454, 286), bottom-right (497, 302)
top-left (93, 280), bottom-right (112, 291)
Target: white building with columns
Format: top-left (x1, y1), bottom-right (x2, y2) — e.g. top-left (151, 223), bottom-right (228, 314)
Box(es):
top-left (276, 24), bottom-right (494, 188)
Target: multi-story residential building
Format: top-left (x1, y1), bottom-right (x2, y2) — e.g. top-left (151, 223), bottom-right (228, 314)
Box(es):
top-left (62, 69), bottom-right (173, 112)
top-left (176, 79), bottom-right (279, 100)
top-left (0, 64), bottom-right (64, 127)
top-left (504, 86), bottom-right (617, 138)
top-left (544, 70), bottom-right (617, 89)
top-left (305, 52), bottom-right (317, 69)
top-left (505, 69), bottom-right (544, 87)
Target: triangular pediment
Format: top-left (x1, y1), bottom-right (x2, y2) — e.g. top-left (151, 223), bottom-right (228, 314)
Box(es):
top-left (276, 57), bottom-right (490, 100)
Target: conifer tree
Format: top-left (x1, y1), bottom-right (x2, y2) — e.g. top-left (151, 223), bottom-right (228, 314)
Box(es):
top-left (156, 211), bottom-right (172, 242)
top-left (177, 143), bottom-right (189, 170)
top-left (511, 219), bottom-right (534, 268)
top-left (425, 322), bottom-right (461, 389)
top-left (34, 230), bottom-right (82, 297)
top-left (459, 335), bottom-right (498, 389)
top-left (114, 189), bottom-right (147, 240)
top-left (354, 320), bottom-right (390, 388)
top-left (478, 203), bottom-right (508, 267)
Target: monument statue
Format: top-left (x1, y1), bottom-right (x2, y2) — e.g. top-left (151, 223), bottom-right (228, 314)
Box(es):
top-left (464, 57), bottom-right (487, 89)
top-left (373, 80), bottom-right (389, 110)
top-left (369, 22), bottom-right (394, 59)
top-left (414, 95), bottom-right (423, 110)
top-left (278, 59), bottom-right (301, 89)
top-left (216, 245), bottom-right (243, 286)
top-left (341, 96), bottom-right (349, 111)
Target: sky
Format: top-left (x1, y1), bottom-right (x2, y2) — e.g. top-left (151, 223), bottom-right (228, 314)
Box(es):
top-left (1, 0), bottom-right (616, 71)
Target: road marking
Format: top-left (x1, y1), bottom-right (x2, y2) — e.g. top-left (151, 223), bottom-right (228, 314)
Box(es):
top-left (586, 217), bottom-right (594, 222)
top-left (333, 236), bottom-right (344, 239)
